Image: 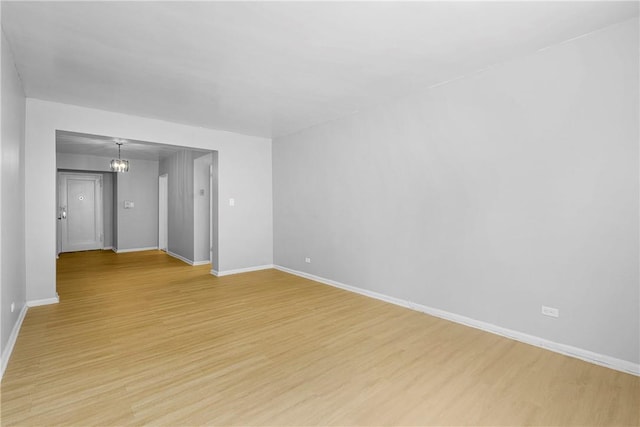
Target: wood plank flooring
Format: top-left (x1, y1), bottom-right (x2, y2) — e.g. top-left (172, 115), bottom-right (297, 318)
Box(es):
top-left (1, 250), bottom-right (638, 426)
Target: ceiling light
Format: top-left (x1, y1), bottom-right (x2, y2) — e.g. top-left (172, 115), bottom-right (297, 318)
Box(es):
top-left (110, 142), bottom-right (129, 173)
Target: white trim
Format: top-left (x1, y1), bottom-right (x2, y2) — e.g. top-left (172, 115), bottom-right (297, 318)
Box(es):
top-left (27, 294), bottom-right (60, 307)
top-left (211, 264), bottom-right (274, 277)
top-left (274, 265), bottom-right (640, 376)
top-left (167, 251), bottom-right (195, 266)
top-left (165, 251), bottom-right (211, 267)
top-left (114, 246), bottom-right (158, 254)
top-left (102, 246), bottom-right (113, 251)
top-left (1, 304), bottom-right (28, 381)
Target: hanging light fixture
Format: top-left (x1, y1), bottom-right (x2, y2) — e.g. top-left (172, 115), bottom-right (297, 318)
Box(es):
top-left (110, 140), bottom-right (130, 172)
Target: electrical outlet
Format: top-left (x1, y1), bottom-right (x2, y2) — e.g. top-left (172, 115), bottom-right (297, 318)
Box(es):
top-left (305, 257), bottom-right (311, 263)
top-left (10, 302), bottom-right (15, 313)
top-left (541, 305), bottom-right (559, 318)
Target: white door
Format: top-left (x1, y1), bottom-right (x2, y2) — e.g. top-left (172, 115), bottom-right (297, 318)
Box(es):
top-left (59, 173), bottom-right (103, 253)
top-left (158, 174), bottom-right (168, 251)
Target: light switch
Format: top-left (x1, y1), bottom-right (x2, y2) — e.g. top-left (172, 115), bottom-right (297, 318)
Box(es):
top-left (124, 200), bottom-right (134, 209)
top-left (229, 198), bottom-right (235, 207)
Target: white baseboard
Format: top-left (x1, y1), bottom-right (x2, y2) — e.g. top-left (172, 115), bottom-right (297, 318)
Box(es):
top-left (167, 251), bottom-right (195, 265)
top-left (102, 246), bottom-right (113, 251)
top-left (26, 294), bottom-right (60, 307)
top-left (211, 264), bottom-right (274, 277)
top-left (1, 304), bottom-right (28, 381)
top-left (114, 246), bottom-right (158, 254)
top-left (165, 251), bottom-right (211, 267)
top-left (274, 265), bottom-right (640, 376)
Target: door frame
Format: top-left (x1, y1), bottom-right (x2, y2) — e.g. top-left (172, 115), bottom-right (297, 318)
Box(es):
top-left (58, 172), bottom-right (104, 253)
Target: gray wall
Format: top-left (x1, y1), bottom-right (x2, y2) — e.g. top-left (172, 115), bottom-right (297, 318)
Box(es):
top-left (160, 150), bottom-right (195, 261)
top-left (116, 158), bottom-right (159, 250)
top-left (1, 28), bottom-right (27, 358)
top-left (273, 18), bottom-right (639, 364)
top-left (102, 173), bottom-right (113, 248)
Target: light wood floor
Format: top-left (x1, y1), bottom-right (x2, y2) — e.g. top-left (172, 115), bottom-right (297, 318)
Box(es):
top-left (1, 250), bottom-right (638, 426)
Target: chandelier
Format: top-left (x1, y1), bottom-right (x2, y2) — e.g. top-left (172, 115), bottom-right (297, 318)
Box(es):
top-left (110, 140), bottom-right (129, 173)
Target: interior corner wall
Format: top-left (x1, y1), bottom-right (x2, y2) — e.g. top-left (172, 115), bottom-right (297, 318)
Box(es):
top-left (273, 18), bottom-right (640, 365)
top-left (1, 27), bottom-right (27, 357)
top-left (24, 98), bottom-right (273, 301)
top-left (159, 150), bottom-right (195, 261)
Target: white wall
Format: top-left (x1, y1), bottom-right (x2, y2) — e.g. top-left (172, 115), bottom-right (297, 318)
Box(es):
top-left (1, 28), bottom-right (27, 360)
top-left (273, 18), bottom-right (639, 365)
top-left (25, 99), bottom-right (273, 301)
top-left (194, 153), bottom-right (212, 263)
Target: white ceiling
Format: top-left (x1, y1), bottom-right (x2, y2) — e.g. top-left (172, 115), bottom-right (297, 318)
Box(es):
top-left (3, 1), bottom-right (638, 138)
top-left (57, 131), bottom-right (210, 162)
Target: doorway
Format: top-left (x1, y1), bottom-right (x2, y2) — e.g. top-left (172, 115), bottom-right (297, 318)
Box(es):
top-left (58, 172), bottom-right (104, 253)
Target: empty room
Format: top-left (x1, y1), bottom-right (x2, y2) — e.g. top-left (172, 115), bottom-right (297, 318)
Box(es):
top-left (1, 1), bottom-right (638, 426)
